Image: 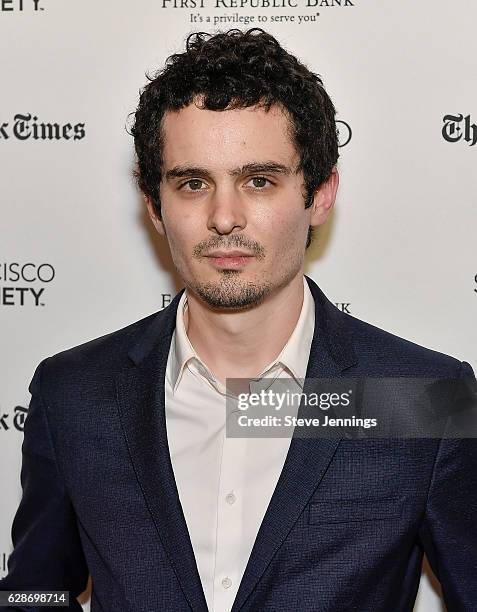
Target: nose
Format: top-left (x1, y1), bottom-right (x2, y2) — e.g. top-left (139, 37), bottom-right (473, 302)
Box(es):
top-left (206, 185), bottom-right (247, 235)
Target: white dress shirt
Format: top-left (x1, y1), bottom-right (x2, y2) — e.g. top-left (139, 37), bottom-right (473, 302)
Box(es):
top-left (164, 275), bottom-right (315, 612)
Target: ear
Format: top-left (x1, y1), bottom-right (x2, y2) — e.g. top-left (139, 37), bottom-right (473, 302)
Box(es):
top-left (309, 166), bottom-right (339, 227)
top-left (145, 195), bottom-right (166, 236)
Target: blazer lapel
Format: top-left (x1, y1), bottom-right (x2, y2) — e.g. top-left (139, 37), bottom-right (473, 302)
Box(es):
top-left (230, 275), bottom-right (358, 611)
top-left (115, 287), bottom-right (209, 612)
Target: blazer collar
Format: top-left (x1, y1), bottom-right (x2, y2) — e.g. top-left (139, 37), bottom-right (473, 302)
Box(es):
top-left (117, 275), bottom-right (358, 612)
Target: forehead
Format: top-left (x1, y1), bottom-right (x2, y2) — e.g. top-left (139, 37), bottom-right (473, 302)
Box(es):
top-left (160, 102), bottom-right (299, 169)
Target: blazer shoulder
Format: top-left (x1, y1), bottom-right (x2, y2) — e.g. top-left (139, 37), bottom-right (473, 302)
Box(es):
top-left (341, 311), bottom-right (466, 377)
top-left (39, 309), bottom-right (161, 383)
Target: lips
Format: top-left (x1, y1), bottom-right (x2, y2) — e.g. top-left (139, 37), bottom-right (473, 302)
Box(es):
top-left (205, 251), bottom-right (254, 269)
top-left (205, 250), bottom-right (253, 258)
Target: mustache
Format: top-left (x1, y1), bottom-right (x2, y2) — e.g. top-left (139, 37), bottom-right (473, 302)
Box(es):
top-left (193, 236), bottom-right (266, 260)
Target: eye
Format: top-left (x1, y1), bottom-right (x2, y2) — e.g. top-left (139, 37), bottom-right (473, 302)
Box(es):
top-left (247, 176), bottom-right (273, 189)
top-left (180, 179), bottom-right (207, 191)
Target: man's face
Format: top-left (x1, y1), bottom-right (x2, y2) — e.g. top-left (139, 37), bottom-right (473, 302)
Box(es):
top-left (147, 100), bottom-right (337, 310)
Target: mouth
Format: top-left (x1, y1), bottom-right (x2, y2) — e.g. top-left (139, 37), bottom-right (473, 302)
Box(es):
top-left (205, 251), bottom-right (255, 269)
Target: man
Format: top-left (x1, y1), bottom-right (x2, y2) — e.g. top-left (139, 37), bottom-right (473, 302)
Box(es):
top-left (1, 28), bottom-right (476, 612)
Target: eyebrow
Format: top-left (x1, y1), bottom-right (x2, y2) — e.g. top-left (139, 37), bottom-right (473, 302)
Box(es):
top-left (164, 161), bottom-right (295, 182)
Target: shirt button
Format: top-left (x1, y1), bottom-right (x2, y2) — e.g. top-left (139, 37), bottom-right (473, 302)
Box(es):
top-left (222, 577), bottom-right (232, 589)
top-left (225, 492), bottom-right (236, 505)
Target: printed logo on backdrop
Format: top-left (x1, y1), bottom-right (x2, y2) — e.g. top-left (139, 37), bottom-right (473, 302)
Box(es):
top-left (0, 406), bottom-right (27, 432)
top-left (160, 0), bottom-right (356, 28)
top-left (0, 262), bottom-right (55, 307)
top-left (337, 120), bottom-right (352, 147)
top-left (0, 0), bottom-right (44, 11)
top-left (161, 294), bottom-right (172, 309)
top-left (334, 302), bottom-right (351, 313)
top-left (162, 297), bottom-right (349, 310)
top-left (0, 114), bottom-right (85, 141)
top-left (442, 114), bottom-right (476, 146)
top-left (1, 552), bottom-right (7, 576)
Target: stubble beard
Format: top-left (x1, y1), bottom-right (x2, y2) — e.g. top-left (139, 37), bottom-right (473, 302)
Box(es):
top-left (188, 256), bottom-right (302, 310)
top-left (191, 270), bottom-right (274, 310)
top-left (174, 233), bottom-right (303, 310)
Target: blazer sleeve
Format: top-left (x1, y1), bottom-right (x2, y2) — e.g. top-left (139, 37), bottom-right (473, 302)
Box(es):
top-left (0, 358), bottom-right (89, 611)
top-left (418, 360), bottom-right (477, 611)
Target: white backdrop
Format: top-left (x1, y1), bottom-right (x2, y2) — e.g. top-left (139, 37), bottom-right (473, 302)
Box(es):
top-left (1, 0), bottom-right (476, 609)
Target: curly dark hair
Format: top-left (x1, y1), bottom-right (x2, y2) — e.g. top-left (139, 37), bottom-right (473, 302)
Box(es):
top-left (130, 28), bottom-right (339, 249)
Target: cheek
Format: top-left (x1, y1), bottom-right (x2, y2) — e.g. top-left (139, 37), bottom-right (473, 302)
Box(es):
top-left (162, 206), bottom-right (198, 249)
top-left (263, 206), bottom-right (308, 251)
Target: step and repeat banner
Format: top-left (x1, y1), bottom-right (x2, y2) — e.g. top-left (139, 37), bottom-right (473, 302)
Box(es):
top-left (1, 0), bottom-right (476, 610)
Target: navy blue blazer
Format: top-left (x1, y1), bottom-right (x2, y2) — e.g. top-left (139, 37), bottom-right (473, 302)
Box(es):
top-left (1, 274), bottom-right (476, 611)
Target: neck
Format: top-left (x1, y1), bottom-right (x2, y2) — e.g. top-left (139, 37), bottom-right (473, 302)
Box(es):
top-left (183, 272), bottom-right (305, 385)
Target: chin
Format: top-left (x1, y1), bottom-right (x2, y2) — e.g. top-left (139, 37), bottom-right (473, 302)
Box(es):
top-left (186, 274), bottom-right (272, 309)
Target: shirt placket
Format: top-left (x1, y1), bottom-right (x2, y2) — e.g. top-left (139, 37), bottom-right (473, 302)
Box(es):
top-left (212, 394), bottom-right (248, 612)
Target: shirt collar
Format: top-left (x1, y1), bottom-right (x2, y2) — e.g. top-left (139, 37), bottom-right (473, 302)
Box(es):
top-left (167, 275), bottom-right (315, 394)
top-left (254, 275), bottom-right (314, 386)
top-left (167, 291), bottom-right (198, 394)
